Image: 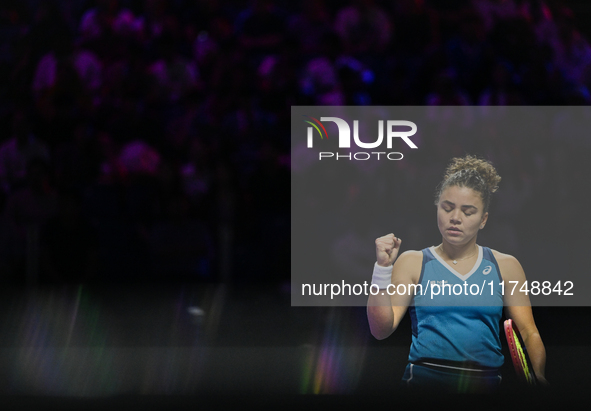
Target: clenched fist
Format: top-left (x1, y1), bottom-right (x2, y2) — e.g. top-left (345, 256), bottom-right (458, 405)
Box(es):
top-left (375, 233), bottom-right (402, 267)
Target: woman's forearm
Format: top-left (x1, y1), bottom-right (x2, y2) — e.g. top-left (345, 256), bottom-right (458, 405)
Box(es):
top-left (523, 331), bottom-right (547, 381)
top-left (367, 294), bottom-right (395, 340)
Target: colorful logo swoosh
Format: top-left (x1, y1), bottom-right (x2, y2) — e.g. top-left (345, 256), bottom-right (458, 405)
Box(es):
top-left (303, 115), bottom-right (328, 139)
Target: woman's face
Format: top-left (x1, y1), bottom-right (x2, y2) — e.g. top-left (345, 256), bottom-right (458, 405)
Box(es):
top-left (437, 185), bottom-right (488, 246)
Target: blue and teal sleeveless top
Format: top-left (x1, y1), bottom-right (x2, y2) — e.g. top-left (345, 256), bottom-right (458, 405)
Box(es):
top-left (407, 246), bottom-right (504, 369)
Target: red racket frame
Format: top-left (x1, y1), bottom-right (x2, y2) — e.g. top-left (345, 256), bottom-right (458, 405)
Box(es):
top-left (504, 319), bottom-right (537, 385)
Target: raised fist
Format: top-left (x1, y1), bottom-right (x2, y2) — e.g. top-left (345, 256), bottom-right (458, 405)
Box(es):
top-left (375, 233), bottom-right (402, 267)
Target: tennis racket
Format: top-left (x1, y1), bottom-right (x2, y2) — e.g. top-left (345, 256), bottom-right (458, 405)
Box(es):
top-left (504, 319), bottom-right (537, 386)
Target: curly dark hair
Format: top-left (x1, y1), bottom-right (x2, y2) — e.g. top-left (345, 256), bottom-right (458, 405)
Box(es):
top-left (434, 155), bottom-right (502, 214)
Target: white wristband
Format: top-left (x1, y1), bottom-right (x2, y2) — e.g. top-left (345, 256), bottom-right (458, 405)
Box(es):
top-left (371, 262), bottom-right (392, 289)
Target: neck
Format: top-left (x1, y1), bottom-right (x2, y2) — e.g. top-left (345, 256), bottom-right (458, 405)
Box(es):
top-left (439, 239), bottom-right (478, 261)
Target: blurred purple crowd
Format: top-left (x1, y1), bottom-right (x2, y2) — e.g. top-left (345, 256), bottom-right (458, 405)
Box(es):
top-left (0, 0), bottom-right (589, 284)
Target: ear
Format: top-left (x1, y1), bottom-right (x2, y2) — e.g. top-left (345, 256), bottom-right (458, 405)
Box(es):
top-left (480, 212), bottom-right (488, 229)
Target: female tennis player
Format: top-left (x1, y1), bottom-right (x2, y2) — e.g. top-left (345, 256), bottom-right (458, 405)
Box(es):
top-left (367, 155), bottom-right (548, 393)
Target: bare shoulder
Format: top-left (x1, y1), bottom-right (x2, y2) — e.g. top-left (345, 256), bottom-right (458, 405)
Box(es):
top-left (396, 250), bottom-right (423, 264)
top-left (490, 249), bottom-right (525, 281)
top-left (392, 250), bottom-right (423, 283)
top-left (491, 249), bottom-right (521, 265)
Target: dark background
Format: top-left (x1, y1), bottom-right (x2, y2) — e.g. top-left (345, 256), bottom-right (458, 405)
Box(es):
top-left (0, 0), bottom-right (590, 408)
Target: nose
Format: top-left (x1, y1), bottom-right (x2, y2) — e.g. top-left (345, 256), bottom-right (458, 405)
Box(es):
top-left (449, 209), bottom-right (462, 225)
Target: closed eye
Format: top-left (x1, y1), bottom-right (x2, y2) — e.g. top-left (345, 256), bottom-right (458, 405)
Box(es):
top-left (462, 207), bottom-right (477, 216)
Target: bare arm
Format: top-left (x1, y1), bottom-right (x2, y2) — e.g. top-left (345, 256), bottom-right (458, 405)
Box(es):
top-left (497, 252), bottom-right (548, 384)
top-left (367, 237), bottom-right (421, 340)
top-left (505, 304), bottom-right (547, 383)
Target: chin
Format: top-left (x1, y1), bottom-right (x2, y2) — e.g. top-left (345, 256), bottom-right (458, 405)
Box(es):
top-left (442, 233), bottom-right (466, 244)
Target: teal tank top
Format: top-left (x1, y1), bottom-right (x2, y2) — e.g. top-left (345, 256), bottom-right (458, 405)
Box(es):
top-left (407, 246), bottom-right (504, 369)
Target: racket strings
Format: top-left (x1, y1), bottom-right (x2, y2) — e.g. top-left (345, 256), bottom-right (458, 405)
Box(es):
top-left (508, 324), bottom-right (536, 386)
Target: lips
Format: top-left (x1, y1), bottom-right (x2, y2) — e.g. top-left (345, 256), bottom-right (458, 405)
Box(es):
top-left (447, 227), bottom-right (462, 233)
